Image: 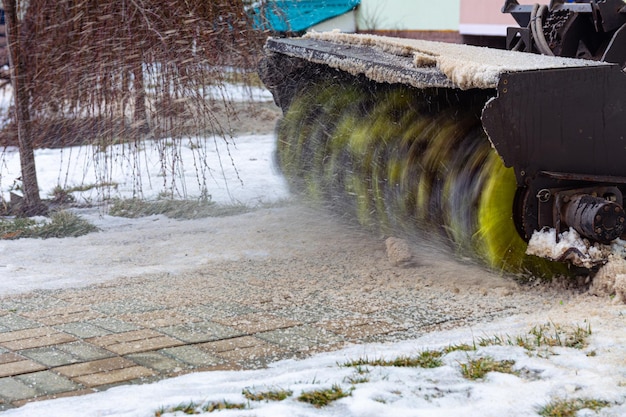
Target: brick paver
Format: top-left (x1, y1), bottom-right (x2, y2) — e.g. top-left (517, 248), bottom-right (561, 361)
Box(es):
top-left (21, 306), bottom-right (103, 326)
top-left (117, 310), bottom-right (200, 329)
top-left (0, 358), bottom-right (46, 378)
top-left (72, 366), bottom-right (156, 388)
top-left (198, 336), bottom-right (289, 367)
top-left (215, 312), bottom-right (301, 334)
top-left (54, 357), bottom-right (135, 378)
top-left (0, 327), bottom-right (54, 343)
top-left (87, 329), bottom-right (184, 355)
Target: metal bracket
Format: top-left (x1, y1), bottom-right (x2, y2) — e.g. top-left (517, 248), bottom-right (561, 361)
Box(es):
top-left (506, 27), bottom-right (531, 51)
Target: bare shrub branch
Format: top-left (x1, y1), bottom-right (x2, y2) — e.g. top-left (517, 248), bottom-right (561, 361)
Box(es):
top-left (2, 0), bottom-right (267, 208)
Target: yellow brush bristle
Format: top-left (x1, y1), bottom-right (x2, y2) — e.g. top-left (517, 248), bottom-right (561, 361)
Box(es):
top-left (277, 78), bottom-right (567, 276)
top-left (475, 153), bottom-right (567, 276)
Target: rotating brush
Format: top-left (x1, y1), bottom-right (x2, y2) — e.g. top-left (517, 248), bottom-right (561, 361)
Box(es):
top-left (277, 78), bottom-right (567, 276)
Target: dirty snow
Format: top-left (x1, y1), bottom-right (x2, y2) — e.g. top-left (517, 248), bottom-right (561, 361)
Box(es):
top-left (304, 32), bottom-right (608, 89)
top-left (525, 227), bottom-right (626, 269)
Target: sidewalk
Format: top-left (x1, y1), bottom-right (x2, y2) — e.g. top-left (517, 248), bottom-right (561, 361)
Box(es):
top-left (0, 276), bottom-right (422, 410)
top-left (0, 207), bottom-right (534, 411)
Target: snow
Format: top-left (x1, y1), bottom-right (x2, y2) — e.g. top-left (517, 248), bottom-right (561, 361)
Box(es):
top-left (1, 307), bottom-right (626, 417)
top-left (304, 32), bottom-right (608, 90)
top-left (0, 133), bottom-right (293, 294)
top-left (202, 84), bottom-right (275, 102)
top-left (0, 84), bottom-right (625, 417)
top-left (1, 134), bottom-right (288, 206)
top-left (526, 228), bottom-right (626, 269)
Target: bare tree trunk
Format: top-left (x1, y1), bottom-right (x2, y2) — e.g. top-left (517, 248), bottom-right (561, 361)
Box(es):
top-left (4, 0), bottom-right (46, 215)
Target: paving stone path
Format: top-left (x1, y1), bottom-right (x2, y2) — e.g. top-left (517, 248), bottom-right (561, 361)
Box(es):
top-left (0, 217), bottom-right (552, 411)
top-left (0, 284), bottom-right (411, 410)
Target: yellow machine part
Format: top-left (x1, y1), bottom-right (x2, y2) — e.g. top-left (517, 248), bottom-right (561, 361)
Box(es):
top-left (276, 78), bottom-right (566, 276)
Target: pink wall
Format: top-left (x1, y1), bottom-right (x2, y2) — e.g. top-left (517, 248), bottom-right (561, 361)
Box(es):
top-left (459, 0), bottom-right (535, 35)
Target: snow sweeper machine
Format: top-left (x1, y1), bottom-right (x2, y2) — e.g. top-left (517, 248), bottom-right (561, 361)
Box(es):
top-left (259, 0), bottom-right (626, 277)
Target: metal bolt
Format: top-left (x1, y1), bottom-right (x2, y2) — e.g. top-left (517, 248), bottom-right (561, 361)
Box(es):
top-left (596, 227), bottom-right (603, 234)
top-left (536, 189), bottom-right (551, 203)
top-left (595, 215), bottom-right (602, 222)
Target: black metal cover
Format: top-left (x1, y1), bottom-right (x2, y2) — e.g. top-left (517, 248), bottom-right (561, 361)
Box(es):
top-left (482, 64), bottom-right (626, 184)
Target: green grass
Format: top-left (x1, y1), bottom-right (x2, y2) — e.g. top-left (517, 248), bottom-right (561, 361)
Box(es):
top-left (297, 384), bottom-right (351, 408)
top-left (477, 322), bottom-right (592, 351)
top-left (154, 400), bottom-right (246, 416)
top-left (342, 350), bottom-right (444, 369)
top-left (242, 388), bottom-right (292, 402)
top-left (0, 211), bottom-right (98, 239)
top-left (202, 401), bottom-right (246, 412)
top-left (218, 70), bottom-right (264, 88)
top-left (155, 401), bottom-right (199, 415)
top-left (344, 374), bottom-right (370, 384)
top-left (108, 198), bottom-right (252, 219)
top-left (539, 398), bottom-right (610, 417)
top-left (344, 364), bottom-right (371, 384)
top-left (49, 183), bottom-right (119, 204)
top-left (443, 342), bottom-right (476, 354)
top-left (460, 357), bottom-right (517, 380)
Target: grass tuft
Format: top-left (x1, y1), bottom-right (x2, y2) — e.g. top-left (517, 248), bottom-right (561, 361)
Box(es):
top-left (539, 398), bottom-right (610, 417)
top-left (0, 211), bottom-right (98, 239)
top-left (342, 350), bottom-right (444, 369)
top-left (345, 374), bottom-right (370, 384)
top-left (155, 401), bottom-right (200, 415)
top-left (242, 388), bottom-right (292, 402)
top-left (443, 342), bottom-right (476, 354)
top-left (477, 322), bottom-right (592, 352)
top-left (0, 217), bottom-right (37, 239)
top-left (36, 211), bottom-right (99, 238)
top-left (108, 198), bottom-right (252, 219)
top-left (202, 401), bottom-right (246, 412)
top-left (154, 400), bottom-right (246, 416)
top-left (460, 356), bottom-right (517, 380)
top-left (297, 384), bottom-right (351, 408)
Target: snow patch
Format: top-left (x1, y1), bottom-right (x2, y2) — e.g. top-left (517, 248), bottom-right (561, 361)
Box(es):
top-left (527, 227), bottom-right (626, 302)
top-left (590, 257), bottom-right (626, 300)
top-left (525, 227), bottom-right (626, 269)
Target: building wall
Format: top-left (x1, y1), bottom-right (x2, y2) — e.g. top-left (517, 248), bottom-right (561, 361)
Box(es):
top-left (459, 0), bottom-right (536, 36)
top-left (353, 0), bottom-right (536, 44)
top-left (309, 10), bottom-right (357, 33)
top-left (356, 0), bottom-right (460, 31)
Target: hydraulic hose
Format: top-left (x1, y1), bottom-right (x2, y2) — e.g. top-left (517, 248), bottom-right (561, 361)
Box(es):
top-left (532, 4), bottom-right (554, 56)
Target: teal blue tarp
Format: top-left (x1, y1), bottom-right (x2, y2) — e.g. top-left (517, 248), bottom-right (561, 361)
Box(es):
top-left (250, 0), bottom-right (360, 33)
